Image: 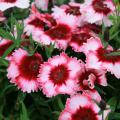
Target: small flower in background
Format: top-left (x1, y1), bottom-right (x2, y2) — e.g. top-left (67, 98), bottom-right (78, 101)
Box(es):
top-left (52, 2), bottom-right (85, 26)
top-left (0, 0), bottom-right (30, 11)
top-left (59, 94), bottom-right (110, 120)
top-left (7, 48), bottom-right (43, 93)
top-left (38, 53), bottom-right (84, 97)
top-left (35, 0), bottom-right (49, 11)
top-left (80, 0), bottom-right (115, 26)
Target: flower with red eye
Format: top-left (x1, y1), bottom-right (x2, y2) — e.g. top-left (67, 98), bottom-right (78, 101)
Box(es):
top-left (86, 43), bottom-right (120, 79)
top-left (69, 28), bottom-right (94, 53)
top-left (39, 23), bottom-right (72, 50)
top-left (58, 94), bottom-right (110, 120)
top-left (80, 0), bottom-right (115, 26)
top-left (76, 66), bottom-right (107, 102)
top-left (52, 2), bottom-right (85, 27)
top-left (38, 53), bottom-right (84, 97)
top-left (0, 0), bottom-right (30, 11)
top-left (7, 48), bottom-right (43, 93)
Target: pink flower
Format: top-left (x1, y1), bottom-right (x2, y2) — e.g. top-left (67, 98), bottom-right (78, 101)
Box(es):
top-left (52, 2), bottom-right (85, 26)
top-left (35, 0), bottom-right (49, 11)
top-left (59, 94), bottom-right (110, 120)
top-left (69, 28), bottom-right (94, 53)
top-left (76, 66), bottom-right (107, 101)
top-left (0, 37), bottom-right (13, 58)
top-left (0, 0), bottom-right (30, 11)
top-left (81, 0), bottom-right (115, 26)
top-left (7, 48), bottom-right (43, 93)
top-left (39, 23), bottom-right (73, 50)
top-left (86, 44), bottom-right (120, 79)
top-left (24, 4), bottom-right (56, 44)
top-left (0, 11), bottom-right (6, 22)
top-left (38, 53), bottom-right (83, 97)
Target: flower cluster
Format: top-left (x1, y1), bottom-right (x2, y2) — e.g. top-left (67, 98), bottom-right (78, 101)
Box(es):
top-left (0, 0), bottom-right (119, 120)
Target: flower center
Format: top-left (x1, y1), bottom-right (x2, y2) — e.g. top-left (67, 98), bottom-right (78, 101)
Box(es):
top-left (45, 24), bottom-right (71, 40)
top-left (78, 70), bottom-right (97, 90)
top-left (71, 32), bottom-right (91, 46)
top-left (65, 6), bottom-right (81, 15)
top-left (49, 64), bottom-right (69, 85)
top-left (18, 55), bottom-right (43, 80)
top-left (29, 18), bottom-right (45, 29)
top-left (71, 107), bottom-right (97, 120)
top-left (97, 47), bottom-right (120, 63)
top-left (92, 0), bottom-right (111, 15)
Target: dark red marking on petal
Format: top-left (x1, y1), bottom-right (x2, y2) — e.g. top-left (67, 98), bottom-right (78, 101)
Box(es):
top-left (18, 54), bottom-right (43, 80)
top-left (92, 0), bottom-right (111, 15)
top-left (65, 6), bottom-right (81, 16)
top-left (78, 69), bottom-right (101, 90)
top-left (3, 0), bottom-right (16, 3)
top-left (81, 24), bottom-right (102, 34)
top-left (44, 14), bottom-right (57, 26)
top-left (45, 24), bottom-right (71, 40)
top-left (0, 40), bottom-right (13, 56)
top-left (49, 64), bottom-right (69, 85)
top-left (29, 17), bottom-right (45, 29)
top-left (71, 32), bottom-right (91, 46)
top-left (71, 107), bottom-right (98, 120)
top-left (97, 47), bottom-right (120, 63)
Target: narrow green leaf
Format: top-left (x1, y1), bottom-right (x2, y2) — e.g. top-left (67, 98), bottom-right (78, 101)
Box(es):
top-left (0, 28), bottom-right (15, 41)
top-left (108, 97), bottom-right (117, 112)
top-left (20, 101), bottom-right (29, 120)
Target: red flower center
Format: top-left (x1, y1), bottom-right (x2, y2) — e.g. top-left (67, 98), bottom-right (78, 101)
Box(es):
top-left (49, 64), bottom-right (69, 85)
top-left (71, 107), bottom-right (98, 120)
top-left (92, 0), bottom-right (111, 15)
top-left (65, 6), bottom-right (81, 15)
top-left (97, 47), bottom-right (120, 63)
top-left (0, 40), bottom-right (13, 56)
top-left (18, 55), bottom-right (43, 80)
top-left (71, 32), bottom-right (91, 46)
top-left (3, 0), bottom-right (16, 3)
top-left (81, 24), bottom-right (102, 34)
top-left (78, 69), bottom-right (102, 90)
top-left (45, 24), bottom-right (71, 40)
top-left (29, 18), bottom-right (45, 29)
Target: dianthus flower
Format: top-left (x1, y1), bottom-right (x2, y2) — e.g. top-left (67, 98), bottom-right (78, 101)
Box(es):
top-left (7, 48), bottom-right (43, 93)
top-left (38, 53), bottom-right (83, 97)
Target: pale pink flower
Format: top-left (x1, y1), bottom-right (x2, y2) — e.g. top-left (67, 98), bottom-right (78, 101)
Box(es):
top-left (0, 0), bottom-right (30, 11)
top-left (86, 44), bottom-right (120, 79)
top-left (7, 48), bottom-right (43, 93)
top-left (24, 4), bottom-right (56, 44)
top-left (76, 65), bottom-right (107, 101)
top-left (69, 28), bottom-right (94, 53)
top-left (80, 0), bottom-right (115, 26)
top-left (35, 0), bottom-right (49, 11)
top-left (59, 94), bottom-right (110, 120)
top-left (38, 53), bottom-right (84, 97)
top-left (39, 23), bottom-right (72, 50)
top-left (52, 2), bottom-right (85, 27)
